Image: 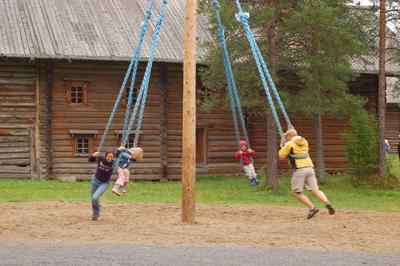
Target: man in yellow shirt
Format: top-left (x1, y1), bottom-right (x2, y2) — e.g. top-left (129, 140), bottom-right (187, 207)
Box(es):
top-left (279, 128), bottom-right (335, 219)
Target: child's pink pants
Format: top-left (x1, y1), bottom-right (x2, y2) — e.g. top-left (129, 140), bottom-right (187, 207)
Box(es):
top-left (116, 168), bottom-right (130, 186)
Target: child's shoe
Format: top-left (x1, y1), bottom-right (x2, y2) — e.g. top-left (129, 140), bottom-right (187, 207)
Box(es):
top-left (111, 184), bottom-right (121, 196)
top-left (254, 177), bottom-right (260, 185)
top-left (121, 186), bottom-right (126, 193)
top-left (249, 178), bottom-right (257, 186)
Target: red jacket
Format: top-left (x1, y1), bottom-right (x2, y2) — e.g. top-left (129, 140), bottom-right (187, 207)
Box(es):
top-left (235, 149), bottom-right (256, 165)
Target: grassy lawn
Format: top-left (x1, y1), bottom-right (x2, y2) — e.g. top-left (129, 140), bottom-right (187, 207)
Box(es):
top-left (0, 174), bottom-right (399, 212)
top-left (388, 154), bottom-right (400, 177)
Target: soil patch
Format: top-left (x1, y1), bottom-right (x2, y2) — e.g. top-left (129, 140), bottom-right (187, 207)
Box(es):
top-left (0, 202), bottom-right (399, 253)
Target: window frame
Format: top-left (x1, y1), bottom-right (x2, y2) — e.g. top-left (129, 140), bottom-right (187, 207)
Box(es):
top-left (66, 80), bottom-right (89, 106)
top-left (121, 81), bottom-right (141, 108)
top-left (68, 130), bottom-right (98, 157)
top-left (116, 134), bottom-right (136, 149)
top-left (71, 134), bottom-right (94, 156)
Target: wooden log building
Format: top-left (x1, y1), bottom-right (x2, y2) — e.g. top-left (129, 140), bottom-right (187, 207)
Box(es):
top-left (0, 0), bottom-right (399, 180)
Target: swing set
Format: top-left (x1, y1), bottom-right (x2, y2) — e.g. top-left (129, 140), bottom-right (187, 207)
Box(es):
top-left (213, 0), bottom-right (292, 148)
top-left (97, 0), bottom-right (168, 153)
top-left (96, 0), bottom-right (293, 223)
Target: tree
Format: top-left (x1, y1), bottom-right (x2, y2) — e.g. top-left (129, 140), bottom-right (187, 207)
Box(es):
top-left (378, 0), bottom-right (387, 176)
top-left (279, 0), bottom-right (368, 182)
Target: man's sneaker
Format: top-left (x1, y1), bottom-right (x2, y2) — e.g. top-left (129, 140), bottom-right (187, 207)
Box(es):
top-left (307, 207), bottom-right (320, 219)
top-left (92, 214), bottom-right (99, 221)
top-left (111, 185), bottom-right (121, 196)
top-left (325, 203), bottom-right (335, 215)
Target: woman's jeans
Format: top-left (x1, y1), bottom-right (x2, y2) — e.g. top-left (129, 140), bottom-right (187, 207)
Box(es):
top-left (91, 175), bottom-right (109, 216)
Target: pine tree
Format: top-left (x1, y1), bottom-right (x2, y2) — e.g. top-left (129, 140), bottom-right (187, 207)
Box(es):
top-left (279, 0), bottom-right (368, 181)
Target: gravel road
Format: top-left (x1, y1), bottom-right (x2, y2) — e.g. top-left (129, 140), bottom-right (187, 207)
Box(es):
top-left (0, 241), bottom-right (399, 266)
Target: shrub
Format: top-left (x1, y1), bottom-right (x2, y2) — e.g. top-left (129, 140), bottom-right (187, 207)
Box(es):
top-left (343, 110), bottom-right (379, 177)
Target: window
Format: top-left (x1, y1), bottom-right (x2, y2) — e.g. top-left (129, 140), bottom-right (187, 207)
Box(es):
top-left (122, 81), bottom-right (141, 107)
top-left (76, 137), bottom-right (90, 154)
top-left (68, 130), bottom-right (98, 156)
top-left (118, 135), bottom-right (135, 148)
top-left (114, 130), bottom-right (138, 149)
top-left (127, 136), bottom-right (135, 148)
top-left (126, 84), bottom-right (139, 106)
top-left (66, 81), bottom-right (89, 105)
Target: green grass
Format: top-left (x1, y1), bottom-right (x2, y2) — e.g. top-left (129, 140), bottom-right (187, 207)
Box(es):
top-left (0, 174), bottom-right (399, 212)
top-left (388, 154), bottom-right (400, 177)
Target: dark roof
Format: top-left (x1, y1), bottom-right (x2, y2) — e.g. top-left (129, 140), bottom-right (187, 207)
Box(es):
top-left (0, 0), bottom-right (211, 63)
top-left (0, 0), bottom-right (399, 75)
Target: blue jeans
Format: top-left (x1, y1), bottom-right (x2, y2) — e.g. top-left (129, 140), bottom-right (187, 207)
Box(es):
top-left (91, 175), bottom-right (109, 217)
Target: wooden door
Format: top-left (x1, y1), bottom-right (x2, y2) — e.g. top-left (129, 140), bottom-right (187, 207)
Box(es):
top-left (196, 128), bottom-right (207, 164)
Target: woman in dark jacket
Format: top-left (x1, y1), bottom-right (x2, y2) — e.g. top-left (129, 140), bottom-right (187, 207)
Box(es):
top-left (88, 150), bottom-right (115, 220)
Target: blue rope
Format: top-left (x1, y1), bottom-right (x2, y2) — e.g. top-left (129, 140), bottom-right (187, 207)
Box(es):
top-left (213, 0), bottom-right (251, 149)
top-left (122, 0), bottom-right (169, 148)
top-left (121, 1), bottom-right (156, 144)
top-left (254, 35), bottom-right (291, 129)
top-left (112, 0), bottom-right (168, 170)
top-left (97, 0), bottom-right (155, 152)
top-left (234, 0), bottom-right (292, 136)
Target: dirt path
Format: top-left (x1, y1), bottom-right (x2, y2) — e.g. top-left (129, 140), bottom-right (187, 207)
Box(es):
top-left (0, 202), bottom-right (399, 254)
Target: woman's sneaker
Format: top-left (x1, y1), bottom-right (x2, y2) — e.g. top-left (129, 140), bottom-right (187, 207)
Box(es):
top-left (307, 207), bottom-right (320, 219)
top-left (325, 203), bottom-right (335, 215)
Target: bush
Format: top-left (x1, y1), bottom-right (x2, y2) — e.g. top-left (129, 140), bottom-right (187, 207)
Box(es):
top-left (343, 110), bottom-right (379, 177)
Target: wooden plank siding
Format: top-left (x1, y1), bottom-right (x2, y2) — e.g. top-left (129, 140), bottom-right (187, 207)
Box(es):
top-left (49, 61), bottom-right (163, 180)
top-left (0, 61), bottom-right (36, 178)
top-left (385, 104), bottom-right (400, 153)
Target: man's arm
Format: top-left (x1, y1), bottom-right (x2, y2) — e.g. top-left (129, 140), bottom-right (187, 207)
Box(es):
top-left (278, 142), bottom-right (292, 160)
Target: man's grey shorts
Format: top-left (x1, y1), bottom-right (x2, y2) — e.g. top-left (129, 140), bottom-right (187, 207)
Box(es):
top-left (291, 167), bottom-right (319, 192)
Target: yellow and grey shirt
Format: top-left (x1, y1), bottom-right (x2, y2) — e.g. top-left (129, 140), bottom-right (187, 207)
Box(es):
top-left (278, 136), bottom-right (314, 169)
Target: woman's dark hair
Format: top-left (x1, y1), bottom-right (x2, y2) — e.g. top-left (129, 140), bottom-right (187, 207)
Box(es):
top-left (104, 150), bottom-right (115, 158)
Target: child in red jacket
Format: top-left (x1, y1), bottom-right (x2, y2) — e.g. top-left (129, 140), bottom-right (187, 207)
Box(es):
top-left (235, 140), bottom-right (260, 186)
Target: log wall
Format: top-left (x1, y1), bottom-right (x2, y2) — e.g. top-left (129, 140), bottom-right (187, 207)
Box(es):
top-left (0, 62), bottom-right (36, 178)
top-left (0, 59), bottom-right (389, 180)
top-left (386, 104), bottom-right (400, 153)
top-left (49, 61), bottom-right (164, 180)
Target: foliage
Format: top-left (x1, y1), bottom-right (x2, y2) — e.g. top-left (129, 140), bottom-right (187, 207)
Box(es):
top-left (279, 0), bottom-right (369, 117)
top-left (386, 154), bottom-right (400, 185)
top-left (199, 1), bottom-right (370, 117)
top-left (343, 110), bottom-right (379, 177)
top-left (198, 0), bottom-right (289, 115)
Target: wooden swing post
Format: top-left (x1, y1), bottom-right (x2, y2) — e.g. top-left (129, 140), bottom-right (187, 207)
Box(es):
top-left (182, 0), bottom-right (197, 223)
